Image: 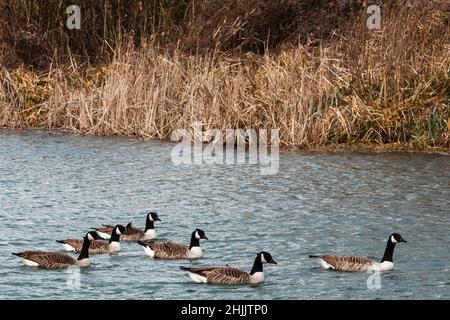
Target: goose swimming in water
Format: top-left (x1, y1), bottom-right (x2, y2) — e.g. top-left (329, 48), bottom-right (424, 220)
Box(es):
top-left (309, 233), bottom-right (407, 272)
top-left (180, 251), bottom-right (277, 285)
top-left (57, 225), bottom-right (127, 254)
top-left (138, 229), bottom-right (208, 259)
top-left (93, 212), bottom-right (161, 241)
top-left (12, 231), bottom-right (100, 269)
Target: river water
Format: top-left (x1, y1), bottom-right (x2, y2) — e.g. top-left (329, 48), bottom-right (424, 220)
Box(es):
top-left (0, 130), bottom-right (449, 299)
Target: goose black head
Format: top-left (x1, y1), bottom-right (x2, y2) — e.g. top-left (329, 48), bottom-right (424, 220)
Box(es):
top-left (148, 212), bottom-right (161, 222)
top-left (115, 224), bottom-right (128, 235)
top-left (85, 231), bottom-right (101, 241)
top-left (194, 229), bottom-right (208, 240)
top-left (259, 251), bottom-right (277, 264)
top-left (390, 233), bottom-right (407, 243)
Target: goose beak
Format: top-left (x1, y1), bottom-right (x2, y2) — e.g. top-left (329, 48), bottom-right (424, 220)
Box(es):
top-left (202, 235), bottom-right (209, 240)
top-left (269, 258), bottom-right (278, 265)
top-left (399, 237), bottom-right (407, 243)
top-left (155, 217), bottom-right (161, 221)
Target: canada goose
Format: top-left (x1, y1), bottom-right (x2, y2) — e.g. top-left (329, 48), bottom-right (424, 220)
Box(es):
top-left (137, 229), bottom-right (208, 259)
top-left (180, 251), bottom-right (277, 285)
top-left (56, 225), bottom-right (127, 254)
top-left (93, 212), bottom-right (161, 241)
top-left (12, 231), bottom-right (100, 269)
top-left (309, 233), bottom-right (407, 272)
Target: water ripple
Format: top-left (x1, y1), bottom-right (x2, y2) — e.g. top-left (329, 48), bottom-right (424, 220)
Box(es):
top-left (0, 130), bottom-right (449, 299)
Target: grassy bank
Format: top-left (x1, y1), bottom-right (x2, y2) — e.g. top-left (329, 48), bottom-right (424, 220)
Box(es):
top-left (0, 0), bottom-right (449, 150)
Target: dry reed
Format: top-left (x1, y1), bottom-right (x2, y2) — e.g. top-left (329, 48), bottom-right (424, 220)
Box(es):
top-left (0, 0), bottom-right (449, 150)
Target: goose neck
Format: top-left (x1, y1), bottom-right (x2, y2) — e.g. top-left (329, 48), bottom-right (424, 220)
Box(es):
top-left (189, 232), bottom-right (200, 249)
top-left (381, 239), bottom-right (396, 263)
top-left (250, 256), bottom-right (263, 275)
top-left (78, 237), bottom-right (91, 260)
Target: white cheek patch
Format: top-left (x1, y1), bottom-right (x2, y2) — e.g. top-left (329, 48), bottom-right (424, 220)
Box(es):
top-left (87, 234), bottom-right (94, 241)
top-left (261, 254), bottom-right (267, 263)
top-left (116, 227), bottom-right (122, 235)
top-left (390, 235), bottom-right (397, 243)
top-left (195, 231), bottom-right (200, 239)
top-left (149, 214), bottom-right (154, 222)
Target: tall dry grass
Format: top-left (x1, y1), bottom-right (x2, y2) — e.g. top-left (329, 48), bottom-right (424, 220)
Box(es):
top-left (0, 0), bottom-right (449, 149)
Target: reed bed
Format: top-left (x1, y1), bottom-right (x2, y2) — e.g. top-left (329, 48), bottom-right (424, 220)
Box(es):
top-left (0, 0), bottom-right (449, 150)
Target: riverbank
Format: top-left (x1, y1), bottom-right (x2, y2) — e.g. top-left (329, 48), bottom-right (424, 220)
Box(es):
top-left (0, 1), bottom-right (449, 151)
top-left (2, 127), bottom-right (449, 156)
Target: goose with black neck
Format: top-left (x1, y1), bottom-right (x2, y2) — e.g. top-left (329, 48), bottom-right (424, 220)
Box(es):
top-left (138, 228), bottom-right (208, 259)
top-left (57, 225), bottom-right (128, 254)
top-left (13, 231), bottom-right (101, 269)
top-left (92, 212), bottom-right (161, 241)
top-left (180, 251), bottom-right (278, 285)
top-left (309, 233), bottom-right (407, 272)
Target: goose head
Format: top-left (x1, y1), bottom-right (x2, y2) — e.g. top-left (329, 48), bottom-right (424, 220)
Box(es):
top-left (85, 231), bottom-right (101, 241)
top-left (114, 224), bottom-right (128, 235)
top-left (259, 251), bottom-right (277, 264)
top-left (148, 212), bottom-right (161, 222)
top-left (194, 229), bottom-right (208, 240)
top-left (390, 233), bottom-right (407, 244)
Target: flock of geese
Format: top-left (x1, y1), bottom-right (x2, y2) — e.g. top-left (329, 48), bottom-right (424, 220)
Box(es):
top-left (12, 211), bottom-right (407, 285)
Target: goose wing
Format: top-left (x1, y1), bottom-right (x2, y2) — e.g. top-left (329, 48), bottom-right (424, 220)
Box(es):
top-left (125, 222), bottom-right (144, 235)
top-left (95, 223), bottom-right (143, 240)
top-left (121, 232), bottom-right (145, 241)
top-left (86, 240), bottom-right (110, 254)
top-left (120, 223), bottom-right (144, 241)
top-left (14, 251), bottom-right (76, 268)
top-left (58, 239), bottom-right (83, 251)
top-left (206, 267), bottom-right (250, 284)
top-left (93, 225), bottom-right (114, 235)
top-left (150, 242), bottom-right (189, 259)
top-left (181, 266), bottom-right (250, 284)
top-left (314, 255), bottom-right (374, 272)
top-left (59, 239), bottom-right (107, 253)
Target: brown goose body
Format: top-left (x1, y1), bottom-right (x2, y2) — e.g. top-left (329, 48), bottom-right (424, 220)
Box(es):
top-left (180, 251), bottom-right (278, 285)
top-left (57, 239), bottom-right (112, 254)
top-left (181, 266), bottom-right (251, 284)
top-left (309, 233), bottom-right (407, 272)
top-left (13, 251), bottom-right (79, 269)
top-left (93, 212), bottom-right (160, 241)
top-left (138, 229), bottom-right (208, 259)
top-left (94, 224), bottom-right (145, 241)
top-left (309, 255), bottom-right (374, 272)
top-left (145, 242), bottom-right (190, 259)
top-left (13, 232), bottom-right (99, 269)
top-left (57, 225), bottom-right (127, 255)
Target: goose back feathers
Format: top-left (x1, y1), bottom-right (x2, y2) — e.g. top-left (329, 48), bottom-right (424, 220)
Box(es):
top-left (309, 255), bottom-right (375, 272)
top-left (12, 231), bottom-right (100, 269)
top-left (309, 233), bottom-right (407, 272)
top-left (13, 251), bottom-right (78, 269)
top-left (57, 225), bottom-right (127, 254)
top-left (138, 229), bottom-right (207, 259)
top-left (180, 251), bottom-right (277, 285)
top-left (93, 212), bottom-right (160, 241)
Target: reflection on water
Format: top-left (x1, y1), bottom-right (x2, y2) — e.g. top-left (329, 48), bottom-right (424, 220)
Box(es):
top-left (0, 130), bottom-right (449, 299)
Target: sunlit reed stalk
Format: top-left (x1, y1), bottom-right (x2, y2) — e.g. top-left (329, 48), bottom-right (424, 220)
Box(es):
top-left (0, 1), bottom-right (448, 150)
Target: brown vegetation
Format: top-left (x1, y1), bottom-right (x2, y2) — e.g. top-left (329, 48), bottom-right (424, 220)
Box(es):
top-left (0, 0), bottom-right (449, 150)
